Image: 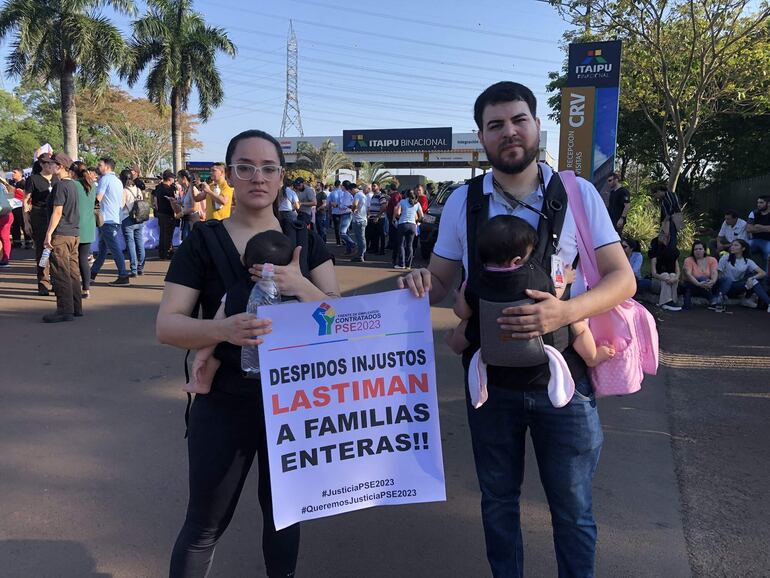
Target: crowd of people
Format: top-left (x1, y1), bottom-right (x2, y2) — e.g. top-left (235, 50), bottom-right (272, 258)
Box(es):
top-left (615, 191), bottom-right (770, 312)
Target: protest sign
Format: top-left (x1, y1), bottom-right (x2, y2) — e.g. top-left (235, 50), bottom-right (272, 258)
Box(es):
top-left (258, 289), bottom-right (446, 530)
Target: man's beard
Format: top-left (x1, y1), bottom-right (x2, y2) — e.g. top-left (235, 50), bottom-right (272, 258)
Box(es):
top-left (484, 137), bottom-right (540, 175)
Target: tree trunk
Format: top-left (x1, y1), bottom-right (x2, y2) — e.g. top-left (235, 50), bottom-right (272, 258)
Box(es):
top-left (60, 68), bottom-right (78, 160)
top-left (171, 88), bottom-right (183, 173)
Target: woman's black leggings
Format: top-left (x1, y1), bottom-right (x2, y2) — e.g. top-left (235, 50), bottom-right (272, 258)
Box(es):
top-left (169, 390), bottom-right (300, 577)
top-left (78, 243), bottom-right (91, 291)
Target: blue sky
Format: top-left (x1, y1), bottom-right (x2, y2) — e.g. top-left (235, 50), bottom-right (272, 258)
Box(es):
top-left (0, 0), bottom-right (574, 179)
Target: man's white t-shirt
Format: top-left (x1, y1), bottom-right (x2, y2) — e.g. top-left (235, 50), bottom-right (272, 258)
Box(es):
top-left (278, 187), bottom-right (299, 212)
top-left (352, 191), bottom-right (368, 221)
top-left (432, 163), bottom-right (619, 297)
top-left (717, 218), bottom-right (749, 243)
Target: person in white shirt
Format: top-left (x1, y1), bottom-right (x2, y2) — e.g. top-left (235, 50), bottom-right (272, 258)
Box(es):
top-left (278, 183), bottom-right (300, 223)
top-left (328, 180), bottom-right (343, 245)
top-left (337, 181), bottom-right (355, 254)
top-left (395, 81), bottom-right (635, 578)
top-left (712, 209), bottom-right (749, 255)
top-left (717, 239), bottom-right (770, 310)
top-left (350, 184), bottom-right (369, 262)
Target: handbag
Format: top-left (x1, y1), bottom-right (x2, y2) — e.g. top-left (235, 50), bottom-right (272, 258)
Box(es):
top-left (562, 171), bottom-right (659, 397)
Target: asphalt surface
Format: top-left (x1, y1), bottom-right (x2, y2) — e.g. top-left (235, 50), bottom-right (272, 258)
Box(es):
top-left (6, 241), bottom-right (762, 577)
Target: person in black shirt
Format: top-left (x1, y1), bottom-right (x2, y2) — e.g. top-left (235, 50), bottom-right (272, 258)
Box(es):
top-left (648, 229), bottom-right (682, 311)
top-left (25, 155), bottom-right (60, 295)
top-left (748, 195), bottom-right (770, 270)
top-left (606, 172), bottom-right (630, 232)
top-left (152, 169), bottom-right (177, 259)
top-left (157, 129), bottom-right (340, 578)
top-left (8, 168), bottom-right (30, 249)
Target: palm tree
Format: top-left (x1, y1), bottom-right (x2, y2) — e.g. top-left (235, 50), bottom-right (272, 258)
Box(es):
top-left (358, 160), bottom-right (393, 186)
top-left (122, 0), bottom-right (236, 171)
top-left (0, 0), bottom-right (134, 160)
top-left (296, 139), bottom-right (353, 184)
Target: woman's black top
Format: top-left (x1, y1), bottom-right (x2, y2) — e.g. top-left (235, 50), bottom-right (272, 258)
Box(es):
top-left (648, 238), bottom-right (679, 275)
top-left (165, 223), bottom-right (333, 396)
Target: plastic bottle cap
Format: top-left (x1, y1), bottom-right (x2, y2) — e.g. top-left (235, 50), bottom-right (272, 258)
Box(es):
top-left (261, 263), bottom-right (275, 278)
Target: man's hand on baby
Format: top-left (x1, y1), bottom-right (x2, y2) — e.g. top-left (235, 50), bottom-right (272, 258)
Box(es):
top-left (497, 289), bottom-right (570, 339)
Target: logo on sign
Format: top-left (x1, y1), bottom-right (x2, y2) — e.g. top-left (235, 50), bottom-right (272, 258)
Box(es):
top-left (312, 303), bottom-right (336, 336)
top-left (346, 134), bottom-right (368, 150)
top-left (575, 47), bottom-right (613, 76)
top-left (582, 49), bottom-right (608, 65)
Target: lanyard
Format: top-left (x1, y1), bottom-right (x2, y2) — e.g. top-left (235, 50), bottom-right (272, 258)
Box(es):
top-left (492, 165), bottom-right (548, 221)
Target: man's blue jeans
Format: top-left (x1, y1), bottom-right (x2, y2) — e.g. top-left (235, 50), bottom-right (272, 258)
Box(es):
top-left (750, 238), bottom-right (770, 270)
top-left (122, 217), bottom-right (145, 275)
top-left (315, 213), bottom-right (328, 243)
top-left (91, 222), bottom-right (127, 278)
top-left (465, 376), bottom-right (603, 578)
top-left (717, 275), bottom-right (770, 307)
top-left (339, 213), bottom-right (355, 252)
top-left (351, 218), bottom-right (366, 258)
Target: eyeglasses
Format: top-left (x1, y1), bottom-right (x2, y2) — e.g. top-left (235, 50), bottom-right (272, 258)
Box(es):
top-left (228, 163), bottom-right (282, 180)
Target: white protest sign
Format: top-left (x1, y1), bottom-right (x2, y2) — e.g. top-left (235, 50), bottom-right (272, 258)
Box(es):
top-left (258, 289), bottom-right (445, 530)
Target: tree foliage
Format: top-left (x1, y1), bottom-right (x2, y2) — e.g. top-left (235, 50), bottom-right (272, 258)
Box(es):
top-left (358, 161), bottom-right (393, 186)
top-left (0, 0), bottom-right (136, 158)
top-left (122, 0), bottom-right (236, 171)
top-left (296, 139), bottom-right (353, 183)
top-left (550, 0), bottom-right (770, 192)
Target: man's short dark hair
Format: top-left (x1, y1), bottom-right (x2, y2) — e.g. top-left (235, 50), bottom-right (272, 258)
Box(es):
top-left (99, 157), bottom-right (116, 170)
top-left (725, 209), bottom-right (739, 219)
top-left (608, 172), bottom-right (621, 180)
top-left (243, 230), bottom-right (295, 269)
top-left (334, 179), bottom-right (341, 186)
top-left (162, 169), bottom-right (175, 180)
top-left (212, 162), bottom-right (225, 169)
top-left (759, 195), bottom-right (770, 203)
top-left (474, 81), bottom-right (537, 130)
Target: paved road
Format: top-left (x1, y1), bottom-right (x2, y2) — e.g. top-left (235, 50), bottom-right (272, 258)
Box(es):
top-left (1, 244), bottom-right (696, 577)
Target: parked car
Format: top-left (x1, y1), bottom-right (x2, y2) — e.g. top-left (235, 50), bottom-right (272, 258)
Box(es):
top-left (419, 181), bottom-right (465, 259)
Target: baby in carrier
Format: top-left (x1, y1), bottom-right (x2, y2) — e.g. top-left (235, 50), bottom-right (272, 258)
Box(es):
top-left (186, 230), bottom-right (295, 394)
top-left (446, 215), bottom-right (615, 407)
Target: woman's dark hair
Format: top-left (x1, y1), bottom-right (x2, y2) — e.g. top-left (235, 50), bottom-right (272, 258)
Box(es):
top-left (623, 237), bottom-right (641, 253)
top-left (474, 81), bottom-right (537, 129)
top-left (32, 160), bottom-right (42, 175)
top-left (225, 129), bottom-right (285, 168)
top-left (176, 169), bottom-right (191, 183)
top-left (70, 161), bottom-right (91, 193)
top-left (119, 168), bottom-right (133, 187)
top-left (405, 189), bottom-right (417, 206)
top-left (728, 239), bottom-right (750, 266)
top-left (243, 230), bottom-right (295, 268)
top-left (478, 215), bottom-right (538, 265)
top-left (690, 239), bottom-right (707, 258)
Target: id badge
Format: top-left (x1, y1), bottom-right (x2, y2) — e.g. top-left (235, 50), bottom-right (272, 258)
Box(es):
top-left (551, 254), bottom-right (565, 289)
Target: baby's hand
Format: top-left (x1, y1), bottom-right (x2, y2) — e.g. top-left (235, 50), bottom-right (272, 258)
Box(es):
top-left (453, 281), bottom-right (472, 320)
top-left (564, 264), bottom-right (577, 285)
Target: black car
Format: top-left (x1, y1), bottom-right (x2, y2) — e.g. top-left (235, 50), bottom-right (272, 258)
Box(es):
top-left (419, 182), bottom-right (465, 259)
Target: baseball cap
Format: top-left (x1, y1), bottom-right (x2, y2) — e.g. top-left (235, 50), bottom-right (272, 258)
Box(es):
top-left (293, 177), bottom-right (305, 185)
top-left (51, 152), bottom-right (73, 167)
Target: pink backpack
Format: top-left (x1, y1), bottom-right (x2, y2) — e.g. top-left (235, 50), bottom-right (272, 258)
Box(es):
top-left (562, 171), bottom-right (659, 397)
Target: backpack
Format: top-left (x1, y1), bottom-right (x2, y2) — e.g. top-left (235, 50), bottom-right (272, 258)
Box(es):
top-left (130, 189), bottom-right (152, 223)
top-left (561, 171), bottom-right (659, 397)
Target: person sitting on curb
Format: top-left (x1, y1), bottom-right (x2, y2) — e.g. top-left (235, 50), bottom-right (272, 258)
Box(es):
top-left (682, 240), bottom-right (718, 309)
top-left (648, 230), bottom-right (682, 311)
top-left (716, 239), bottom-right (770, 312)
top-left (622, 237), bottom-right (651, 296)
top-left (710, 209), bottom-right (749, 257)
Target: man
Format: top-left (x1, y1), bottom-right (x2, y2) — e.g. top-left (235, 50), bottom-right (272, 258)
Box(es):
top-left (8, 168), bottom-right (30, 248)
top-left (294, 177), bottom-right (316, 227)
top-left (712, 210), bottom-right (749, 256)
top-left (200, 162), bottom-right (233, 221)
top-left (91, 157), bottom-right (129, 285)
top-left (338, 181), bottom-right (355, 255)
top-left (606, 172), bottom-right (631, 232)
top-left (26, 153), bottom-right (59, 295)
top-left (415, 184), bottom-right (429, 213)
top-left (328, 179), bottom-right (343, 245)
top-left (350, 183), bottom-right (368, 262)
top-left (315, 181), bottom-right (328, 242)
top-left (366, 182), bottom-right (387, 254)
top-left (385, 182), bottom-right (402, 253)
top-left (397, 81), bottom-right (635, 577)
top-left (129, 165), bottom-right (146, 191)
top-left (653, 184), bottom-right (683, 250)
top-left (42, 152), bottom-right (82, 323)
top-left (426, 182), bottom-right (436, 200)
top-left (152, 170), bottom-right (178, 259)
top-left (748, 195), bottom-right (770, 269)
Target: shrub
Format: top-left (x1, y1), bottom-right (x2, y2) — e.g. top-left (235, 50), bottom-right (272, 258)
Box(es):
top-left (623, 192), bottom-right (702, 252)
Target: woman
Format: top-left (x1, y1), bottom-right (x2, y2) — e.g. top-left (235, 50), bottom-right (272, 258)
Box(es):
top-left (682, 240), bottom-right (718, 309)
top-left (26, 158), bottom-right (58, 295)
top-left (120, 168), bottom-right (145, 277)
top-left (157, 129), bottom-right (340, 577)
top-left (393, 189), bottom-right (423, 270)
top-left (621, 238), bottom-right (650, 295)
top-left (648, 229), bottom-right (682, 311)
top-left (176, 170), bottom-right (202, 242)
top-left (717, 239), bottom-right (770, 311)
top-left (71, 162), bottom-right (96, 297)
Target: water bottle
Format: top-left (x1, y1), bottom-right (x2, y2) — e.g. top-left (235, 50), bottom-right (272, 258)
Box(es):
top-left (241, 264), bottom-right (281, 377)
top-left (716, 292), bottom-right (725, 313)
top-left (39, 247), bottom-right (51, 268)
top-left (213, 183), bottom-right (223, 210)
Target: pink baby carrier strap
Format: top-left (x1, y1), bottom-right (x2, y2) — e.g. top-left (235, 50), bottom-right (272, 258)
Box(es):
top-left (560, 171), bottom-right (659, 397)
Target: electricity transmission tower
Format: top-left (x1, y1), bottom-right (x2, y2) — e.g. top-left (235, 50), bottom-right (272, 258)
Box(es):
top-left (280, 20), bottom-right (304, 137)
